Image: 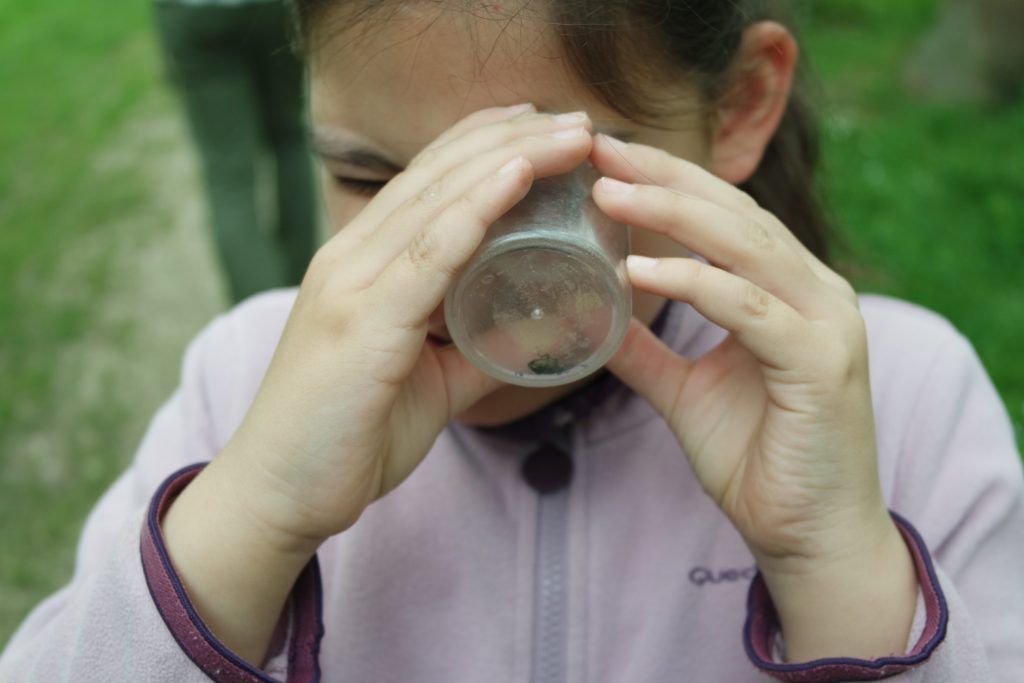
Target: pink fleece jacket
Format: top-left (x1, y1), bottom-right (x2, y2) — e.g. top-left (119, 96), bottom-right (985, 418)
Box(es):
top-left (1, 289), bottom-right (1022, 682)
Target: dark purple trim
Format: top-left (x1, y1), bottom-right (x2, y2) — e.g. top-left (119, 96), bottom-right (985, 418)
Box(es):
top-left (286, 551), bottom-right (323, 682)
top-left (743, 512), bottom-right (949, 681)
top-left (140, 463), bottom-right (324, 683)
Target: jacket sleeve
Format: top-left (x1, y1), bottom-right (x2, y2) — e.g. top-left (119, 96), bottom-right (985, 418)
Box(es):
top-left (0, 306), bottom-right (322, 683)
top-left (744, 324), bottom-right (1024, 681)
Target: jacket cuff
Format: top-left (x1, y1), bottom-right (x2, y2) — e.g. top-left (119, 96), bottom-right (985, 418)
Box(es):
top-left (743, 512), bottom-right (949, 681)
top-left (139, 463), bottom-right (324, 683)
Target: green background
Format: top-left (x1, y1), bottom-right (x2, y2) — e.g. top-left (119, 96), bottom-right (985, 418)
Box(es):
top-left (1, 0), bottom-right (1021, 646)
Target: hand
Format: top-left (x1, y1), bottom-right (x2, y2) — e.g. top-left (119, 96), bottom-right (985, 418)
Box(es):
top-left (162, 105), bottom-right (598, 663)
top-left (221, 105), bottom-right (596, 547)
top-left (589, 134), bottom-right (916, 660)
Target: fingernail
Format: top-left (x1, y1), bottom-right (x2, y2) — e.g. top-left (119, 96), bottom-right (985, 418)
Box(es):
top-left (626, 255), bottom-right (658, 271)
top-left (555, 111), bottom-right (588, 125)
top-left (599, 177), bottom-right (635, 194)
top-left (498, 155), bottom-right (525, 175)
top-left (500, 103), bottom-right (535, 118)
top-left (551, 126), bottom-right (587, 139)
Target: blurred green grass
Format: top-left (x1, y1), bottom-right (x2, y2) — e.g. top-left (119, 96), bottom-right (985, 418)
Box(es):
top-left (0, 0), bottom-right (1021, 647)
top-left (0, 0), bottom-right (165, 643)
top-left (801, 0), bottom-right (1024, 445)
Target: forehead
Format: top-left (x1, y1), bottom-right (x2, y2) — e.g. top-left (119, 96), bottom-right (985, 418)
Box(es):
top-left (309, 3), bottom-right (631, 161)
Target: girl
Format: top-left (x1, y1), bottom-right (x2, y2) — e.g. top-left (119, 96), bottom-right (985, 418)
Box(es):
top-left (2, 1), bottom-right (1022, 681)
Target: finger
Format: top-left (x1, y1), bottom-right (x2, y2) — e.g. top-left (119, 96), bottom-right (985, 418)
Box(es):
top-left (625, 255), bottom-right (812, 371)
top-left (408, 109), bottom-right (590, 174)
top-left (422, 102), bottom-right (536, 153)
top-left (591, 134), bottom-right (850, 296)
top-left (350, 127), bottom-right (592, 285)
top-left (594, 179), bottom-right (828, 317)
top-left (433, 343), bottom-right (506, 417)
top-left (340, 110), bottom-right (593, 244)
top-left (372, 155), bottom-right (535, 330)
top-left (604, 316), bottom-right (693, 422)
top-left (319, 104), bottom-right (534, 257)
top-left (590, 133), bottom-right (757, 212)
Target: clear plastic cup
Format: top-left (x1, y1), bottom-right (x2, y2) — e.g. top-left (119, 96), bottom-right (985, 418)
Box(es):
top-left (444, 162), bottom-right (631, 387)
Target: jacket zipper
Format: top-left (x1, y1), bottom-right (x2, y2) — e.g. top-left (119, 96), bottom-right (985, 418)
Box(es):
top-left (529, 461), bottom-right (571, 683)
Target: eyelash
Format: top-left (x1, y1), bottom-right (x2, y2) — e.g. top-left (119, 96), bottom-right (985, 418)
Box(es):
top-left (332, 176), bottom-right (388, 197)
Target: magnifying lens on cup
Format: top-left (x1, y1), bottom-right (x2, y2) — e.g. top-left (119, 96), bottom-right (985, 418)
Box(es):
top-left (444, 162), bottom-right (632, 388)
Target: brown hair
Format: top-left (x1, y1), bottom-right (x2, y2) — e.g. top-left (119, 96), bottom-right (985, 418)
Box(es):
top-left (291, 0), bottom-right (842, 266)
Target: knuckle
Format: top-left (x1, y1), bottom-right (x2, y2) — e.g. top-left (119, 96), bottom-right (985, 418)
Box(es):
top-left (750, 209), bottom-right (795, 252)
top-left (411, 178), bottom-right (446, 210)
top-left (741, 216), bottom-right (776, 253)
top-left (740, 281), bottom-right (773, 319)
top-left (406, 228), bottom-right (439, 271)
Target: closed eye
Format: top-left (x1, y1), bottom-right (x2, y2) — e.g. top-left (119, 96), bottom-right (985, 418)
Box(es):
top-left (332, 176), bottom-right (388, 197)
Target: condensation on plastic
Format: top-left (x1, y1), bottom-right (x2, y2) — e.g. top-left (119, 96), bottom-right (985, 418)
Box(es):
top-left (445, 163), bottom-right (631, 388)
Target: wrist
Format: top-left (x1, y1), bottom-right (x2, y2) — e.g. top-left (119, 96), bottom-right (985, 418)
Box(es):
top-left (755, 512), bottom-right (918, 662)
top-left (750, 501), bottom-right (894, 579)
top-left (183, 450), bottom-right (330, 558)
top-left (161, 460), bottom-right (321, 664)
top-left (217, 433), bottom-right (370, 552)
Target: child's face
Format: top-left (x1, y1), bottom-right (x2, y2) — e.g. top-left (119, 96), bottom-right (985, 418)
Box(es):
top-left (309, 4), bottom-right (710, 426)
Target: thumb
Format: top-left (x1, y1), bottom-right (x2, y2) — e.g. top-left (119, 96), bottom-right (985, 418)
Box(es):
top-left (605, 317), bottom-right (693, 420)
top-left (434, 344), bottom-right (507, 416)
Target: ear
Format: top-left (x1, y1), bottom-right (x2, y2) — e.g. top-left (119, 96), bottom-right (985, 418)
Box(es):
top-left (709, 22), bottom-right (798, 185)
